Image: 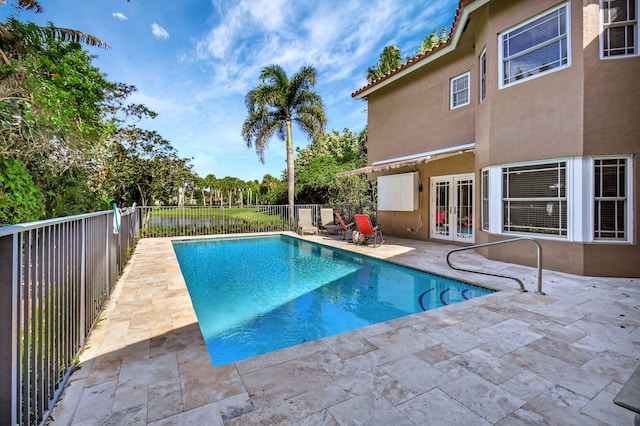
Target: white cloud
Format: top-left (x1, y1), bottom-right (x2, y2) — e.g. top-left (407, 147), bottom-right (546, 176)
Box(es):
top-left (192, 0), bottom-right (432, 92)
top-left (136, 0), bottom-right (458, 179)
top-left (246, 0), bottom-right (289, 31)
top-left (112, 12), bottom-right (128, 21)
top-left (151, 23), bottom-right (170, 40)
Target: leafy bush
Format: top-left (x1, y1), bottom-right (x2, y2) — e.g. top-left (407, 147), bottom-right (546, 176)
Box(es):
top-left (0, 158), bottom-right (45, 226)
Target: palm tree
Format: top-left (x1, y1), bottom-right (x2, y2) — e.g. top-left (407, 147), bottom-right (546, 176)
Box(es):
top-left (366, 45), bottom-right (402, 83)
top-left (417, 26), bottom-right (449, 56)
top-left (0, 0), bottom-right (110, 64)
top-left (242, 64), bottom-right (326, 219)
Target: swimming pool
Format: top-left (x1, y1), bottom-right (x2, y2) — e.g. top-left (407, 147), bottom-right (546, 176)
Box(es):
top-left (172, 235), bottom-right (493, 366)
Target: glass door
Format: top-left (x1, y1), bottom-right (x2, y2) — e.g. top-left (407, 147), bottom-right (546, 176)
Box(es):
top-left (430, 174), bottom-right (474, 243)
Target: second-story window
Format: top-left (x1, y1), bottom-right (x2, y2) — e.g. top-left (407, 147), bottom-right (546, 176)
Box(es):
top-left (479, 49), bottom-right (487, 102)
top-left (601, 0), bottom-right (638, 57)
top-left (499, 3), bottom-right (570, 87)
top-left (450, 72), bottom-right (470, 109)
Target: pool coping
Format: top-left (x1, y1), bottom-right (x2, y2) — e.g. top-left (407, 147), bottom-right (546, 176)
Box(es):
top-left (171, 232), bottom-right (498, 367)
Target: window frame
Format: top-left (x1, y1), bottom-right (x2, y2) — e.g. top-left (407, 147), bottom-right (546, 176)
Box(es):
top-left (501, 160), bottom-right (569, 238)
top-left (498, 2), bottom-right (571, 88)
top-left (481, 168), bottom-right (489, 231)
top-left (479, 48), bottom-right (487, 102)
top-left (450, 71), bottom-right (471, 110)
top-left (590, 155), bottom-right (634, 242)
top-left (600, 0), bottom-right (639, 58)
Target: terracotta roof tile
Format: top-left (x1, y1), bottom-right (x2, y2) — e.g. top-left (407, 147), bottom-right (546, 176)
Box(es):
top-left (351, 0), bottom-right (477, 98)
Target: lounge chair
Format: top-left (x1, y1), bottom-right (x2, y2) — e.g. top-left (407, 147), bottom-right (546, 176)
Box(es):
top-left (353, 214), bottom-right (384, 247)
top-left (320, 208), bottom-right (341, 234)
top-left (297, 208), bottom-right (318, 235)
top-left (334, 212), bottom-right (355, 240)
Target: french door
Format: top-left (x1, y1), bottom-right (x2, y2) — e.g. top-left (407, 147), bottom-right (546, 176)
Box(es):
top-left (430, 174), bottom-right (474, 242)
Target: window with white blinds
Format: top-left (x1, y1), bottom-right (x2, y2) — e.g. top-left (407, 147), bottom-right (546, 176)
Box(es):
top-left (502, 161), bottom-right (567, 236)
top-left (601, 0), bottom-right (638, 57)
top-left (499, 3), bottom-right (570, 87)
top-left (594, 158), bottom-right (628, 239)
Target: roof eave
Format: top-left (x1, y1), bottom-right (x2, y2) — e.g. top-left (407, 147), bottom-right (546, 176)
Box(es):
top-left (352, 0), bottom-right (489, 100)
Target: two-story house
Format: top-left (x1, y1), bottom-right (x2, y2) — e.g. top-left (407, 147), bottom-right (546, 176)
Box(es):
top-left (345, 0), bottom-right (639, 277)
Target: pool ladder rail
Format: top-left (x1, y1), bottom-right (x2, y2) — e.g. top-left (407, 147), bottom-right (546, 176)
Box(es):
top-left (446, 237), bottom-right (545, 295)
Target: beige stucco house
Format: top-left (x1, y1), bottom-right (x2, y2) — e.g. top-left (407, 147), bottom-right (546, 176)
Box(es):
top-left (347, 0), bottom-right (639, 277)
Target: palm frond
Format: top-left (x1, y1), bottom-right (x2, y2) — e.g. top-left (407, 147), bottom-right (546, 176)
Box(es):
top-left (260, 64), bottom-right (289, 95)
top-left (17, 0), bottom-right (43, 13)
top-left (46, 26), bottom-right (111, 49)
top-left (243, 63), bottom-right (326, 165)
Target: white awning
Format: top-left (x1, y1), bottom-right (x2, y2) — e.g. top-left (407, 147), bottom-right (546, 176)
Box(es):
top-left (336, 143), bottom-right (475, 177)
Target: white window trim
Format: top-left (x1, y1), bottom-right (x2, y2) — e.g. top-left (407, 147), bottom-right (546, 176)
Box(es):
top-left (600, 0), bottom-right (639, 59)
top-left (495, 158), bottom-right (573, 240)
top-left (484, 156), bottom-right (635, 243)
top-left (502, 159), bottom-right (572, 239)
top-left (588, 155), bottom-right (634, 243)
top-left (481, 167), bottom-right (490, 231)
top-left (450, 71), bottom-right (471, 110)
top-left (571, 157), bottom-right (590, 242)
top-left (488, 166), bottom-right (502, 234)
top-left (498, 2), bottom-right (571, 89)
top-left (479, 48), bottom-right (487, 102)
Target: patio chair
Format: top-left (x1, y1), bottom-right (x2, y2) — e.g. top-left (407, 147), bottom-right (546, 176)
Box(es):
top-left (353, 214), bottom-right (384, 247)
top-left (334, 211), bottom-right (355, 240)
top-left (297, 208), bottom-right (318, 235)
top-left (320, 208), bottom-right (341, 234)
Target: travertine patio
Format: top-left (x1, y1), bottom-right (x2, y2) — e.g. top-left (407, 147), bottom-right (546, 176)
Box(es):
top-left (49, 233), bottom-right (639, 425)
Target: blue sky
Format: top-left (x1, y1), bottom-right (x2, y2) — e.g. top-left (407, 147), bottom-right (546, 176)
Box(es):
top-left (2, 0), bottom-right (459, 181)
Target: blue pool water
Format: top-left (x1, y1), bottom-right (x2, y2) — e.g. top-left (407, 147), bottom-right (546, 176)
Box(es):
top-left (172, 235), bottom-right (493, 366)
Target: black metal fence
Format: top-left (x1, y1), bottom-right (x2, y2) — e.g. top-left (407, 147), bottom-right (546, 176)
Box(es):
top-left (0, 208), bottom-right (138, 426)
top-left (139, 204), bottom-right (314, 237)
top-left (0, 203), bottom-right (376, 425)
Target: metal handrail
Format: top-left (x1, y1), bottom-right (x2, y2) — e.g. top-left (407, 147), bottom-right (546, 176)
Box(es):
top-left (446, 237), bottom-right (545, 295)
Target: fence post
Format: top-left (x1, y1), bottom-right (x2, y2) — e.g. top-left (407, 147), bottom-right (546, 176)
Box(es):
top-left (80, 218), bottom-right (87, 343)
top-left (0, 232), bottom-right (18, 425)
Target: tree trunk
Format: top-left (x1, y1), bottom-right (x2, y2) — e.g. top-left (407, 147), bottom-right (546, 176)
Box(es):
top-left (286, 120), bottom-right (295, 220)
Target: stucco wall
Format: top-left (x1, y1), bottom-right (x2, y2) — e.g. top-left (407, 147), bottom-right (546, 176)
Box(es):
top-left (580, 0), bottom-right (640, 276)
top-left (367, 28), bottom-right (478, 164)
top-left (474, 0), bottom-right (639, 277)
top-left (375, 153), bottom-right (475, 240)
top-left (482, 0), bottom-right (585, 166)
top-left (363, 0), bottom-right (639, 277)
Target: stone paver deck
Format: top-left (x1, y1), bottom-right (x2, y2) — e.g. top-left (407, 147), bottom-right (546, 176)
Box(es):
top-left (49, 233), bottom-right (640, 425)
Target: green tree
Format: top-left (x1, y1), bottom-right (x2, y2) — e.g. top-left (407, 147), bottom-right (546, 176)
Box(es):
top-left (0, 19), bottom-right (116, 218)
top-left (0, 20), bottom-right (112, 170)
top-left (105, 128), bottom-right (192, 206)
top-left (258, 173), bottom-right (285, 205)
top-left (366, 45), bottom-right (402, 83)
top-left (293, 128), bottom-right (372, 207)
top-left (417, 26), bottom-right (449, 56)
top-left (0, 0), bottom-right (109, 65)
top-left (366, 28), bottom-right (450, 84)
top-left (242, 64), bottom-right (327, 218)
top-left (0, 8), bottom-right (193, 222)
top-left (0, 157), bottom-right (44, 225)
